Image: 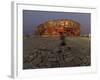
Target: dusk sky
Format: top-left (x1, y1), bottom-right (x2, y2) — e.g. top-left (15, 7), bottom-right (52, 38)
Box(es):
top-left (23, 10), bottom-right (91, 35)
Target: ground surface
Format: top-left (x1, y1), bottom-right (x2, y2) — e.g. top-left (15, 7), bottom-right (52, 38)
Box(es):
top-left (23, 35), bottom-right (91, 69)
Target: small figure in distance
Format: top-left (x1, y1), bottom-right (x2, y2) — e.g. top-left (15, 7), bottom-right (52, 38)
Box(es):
top-left (59, 32), bottom-right (66, 46)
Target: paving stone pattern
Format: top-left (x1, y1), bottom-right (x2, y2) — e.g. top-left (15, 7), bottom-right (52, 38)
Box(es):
top-left (23, 36), bottom-right (90, 69)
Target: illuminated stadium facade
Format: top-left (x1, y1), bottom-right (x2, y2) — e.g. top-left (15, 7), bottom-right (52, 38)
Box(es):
top-left (36, 19), bottom-right (80, 37)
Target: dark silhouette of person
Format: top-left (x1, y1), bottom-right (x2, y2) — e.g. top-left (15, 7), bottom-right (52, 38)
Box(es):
top-left (59, 32), bottom-right (66, 46)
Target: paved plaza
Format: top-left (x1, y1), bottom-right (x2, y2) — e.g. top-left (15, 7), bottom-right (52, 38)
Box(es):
top-left (23, 36), bottom-right (90, 69)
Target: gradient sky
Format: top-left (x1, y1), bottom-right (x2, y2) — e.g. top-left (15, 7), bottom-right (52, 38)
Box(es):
top-left (23, 10), bottom-right (91, 35)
